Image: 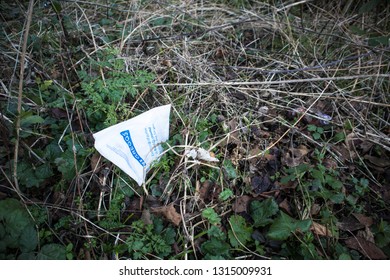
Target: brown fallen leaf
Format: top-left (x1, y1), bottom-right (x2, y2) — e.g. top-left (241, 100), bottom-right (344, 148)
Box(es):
top-left (364, 155), bottom-right (390, 168)
top-left (283, 145), bottom-right (309, 167)
top-left (352, 213), bottom-right (373, 228)
top-left (311, 222), bottom-right (333, 237)
top-left (251, 175), bottom-right (272, 194)
top-left (151, 204), bottom-right (181, 226)
top-left (91, 152), bottom-right (101, 172)
top-left (198, 180), bottom-right (221, 203)
top-left (141, 209), bottom-right (152, 225)
top-left (345, 237), bottom-right (387, 259)
top-left (232, 195), bottom-right (252, 213)
top-left (357, 227), bottom-right (375, 243)
top-left (337, 216), bottom-right (365, 231)
top-left (278, 198), bottom-right (293, 215)
top-left (310, 203), bottom-right (321, 216)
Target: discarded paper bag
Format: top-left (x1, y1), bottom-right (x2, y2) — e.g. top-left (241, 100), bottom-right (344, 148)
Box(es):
top-left (93, 104), bottom-right (171, 186)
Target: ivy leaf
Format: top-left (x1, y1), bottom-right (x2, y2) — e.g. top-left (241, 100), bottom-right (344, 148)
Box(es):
top-left (228, 215), bottom-right (253, 248)
top-left (267, 212), bottom-right (312, 241)
top-left (250, 198), bottom-right (279, 227)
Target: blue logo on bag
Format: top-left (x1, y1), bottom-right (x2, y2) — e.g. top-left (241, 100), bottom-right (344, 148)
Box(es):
top-left (120, 130), bottom-right (146, 167)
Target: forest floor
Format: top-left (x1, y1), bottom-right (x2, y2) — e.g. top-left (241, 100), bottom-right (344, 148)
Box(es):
top-left (0, 0), bottom-right (389, 260)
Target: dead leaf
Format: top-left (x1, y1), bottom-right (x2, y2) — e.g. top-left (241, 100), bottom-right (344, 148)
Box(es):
top-left (141, 209), bottom-right (152, 225)
top-left (278, 198), bottom-right (292, 215)
top-left (232, 195), bottom-right (252, 213)
top-left (311, 222), bottom-right (333, 237)
top-left (323, 158), bottom-right (338, 170)
top-left (197, 180), bottom-right (221, 203)
top-left (352, 213), bottom-right (373, 228)
top-left (199, 180), bottom-right (212, 201)
top-left (49, 108), bottom-right (68, 119)
top-left (310, 203), bottom-right (321, 216)
top-left (151, 204), bottom-right (181, 226)
top-left (357, 227), bottom-right (375, 243)
top-left (251, 175), bottom-right (272, 194)
top-left (91, 153), bottom-right (101, 172)
top-left (283, 145), bottom-right (309, 167)
top-left (337, 216), bottom-right (365, 231)
top-left (345, 237), bottom-right (387, 259)
top-left (364, 155), bottom-right (390, 169)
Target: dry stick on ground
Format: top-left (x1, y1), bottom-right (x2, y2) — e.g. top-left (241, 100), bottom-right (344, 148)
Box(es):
top-left (13, 0), bottom-right (34, 195)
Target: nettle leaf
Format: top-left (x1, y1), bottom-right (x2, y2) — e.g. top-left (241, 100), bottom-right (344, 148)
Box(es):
top-left (162, 227), bottom-right (176, 245)
top-left (37, 243), bottom-right (66, 260)
top-left (207, 225), bottom-right (226, 240)
top-left (267, 212), bottom-right (312, 241)
top-left (19, 225), bottom-right (38, 253)
top-left (250, 198), bottom-right (279, 227)
top-left (202, 208), bottom-right (221, 225)
top-left (228, 215), bottom-right (253, 248)
top-left (219, 189), bottom-right (233, 201)
top-left (201, 239), bottom-right (230, 259)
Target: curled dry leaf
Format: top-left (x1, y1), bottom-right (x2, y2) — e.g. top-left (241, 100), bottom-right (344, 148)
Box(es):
top-left (151, 204), bottom-right (181, 226)
top-left (283, 145), bottom-right (309, 167)
top-left (345, 237), bottom-right (387, 260)
top-left (310, 203), bottom-right (321, 216)
top-left (185, 148), bottom-right (219, 162)
top-left (311, 222), bottom-right (332, 237)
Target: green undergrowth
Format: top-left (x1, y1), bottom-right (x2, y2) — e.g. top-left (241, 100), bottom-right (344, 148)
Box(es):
top-left (0, 0), bottom-right (389, 260)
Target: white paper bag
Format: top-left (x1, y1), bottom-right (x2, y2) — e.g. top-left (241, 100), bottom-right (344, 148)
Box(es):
top-left (93, 104), bottom-right (171, 186)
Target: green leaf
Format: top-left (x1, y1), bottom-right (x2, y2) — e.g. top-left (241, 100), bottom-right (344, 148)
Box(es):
top-left (20, 115), bottom-right (44, 127)
top-left (250, 198), bottom-right (279, 227)
top-left (207, 225), bottom-right (226, 240)
top-left (339, 253), bottom-right (352, 260)
top-left (358, 0), bottom-right (381, 14)
top-left (307, 125), bottom-right (317, 132)
top-left (316, 127), bottom-right (324, 134)
top-left (37, 243), bottom-right (66, 260)
top-left (201, 239), bottom-right (230, 259)
top-left (313, 132), bottom-right (321, 140)
top-left (223, 160), bottom-right (237, 179)
top-left (202, 208), bottom-right (221, 225)
top-left (219, 189), bottom-right (233, 201)
top-left (162, 227), bottom-right (176, 245)
top-left (368, 36), bottom-right (390, 47)
top-left (330, 193), bottom-right (345, 204)
top-left (333, 132), bottom-right (345, 142)
top-left (267, 212), bottom-right (312, 241)
top-left (228, 215), bottom-right (253, 248)
top-left (19, 225), bottom-right (38, 253)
